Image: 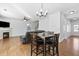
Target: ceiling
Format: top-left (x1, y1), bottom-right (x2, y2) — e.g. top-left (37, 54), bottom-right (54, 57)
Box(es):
top-left (0, 3), bottom-right (79, 20)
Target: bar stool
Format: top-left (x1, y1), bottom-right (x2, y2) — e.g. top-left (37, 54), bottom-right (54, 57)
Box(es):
top-left (54, 33), bottom-right (60, 56)
top-left (45, 33), bottom-right (59, 56)
top-left (31, 33), bottom-right (44, 56)
top-left (45, 36), bottom-right (55, 56)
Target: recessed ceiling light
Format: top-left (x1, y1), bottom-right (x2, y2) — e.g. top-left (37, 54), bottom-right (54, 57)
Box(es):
top-left (69, 10), bottom-right (76, 14)
top-left (3, 9), bottom-right (7, 11)
top-left (27, 24), bottom-right (30, 26)
top-left (24, 20), bottom-right (26, 21)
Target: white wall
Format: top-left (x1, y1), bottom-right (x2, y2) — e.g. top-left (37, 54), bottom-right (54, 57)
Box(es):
top-left (60, 12), bottom-right (71, 41)
top-left (10, 19), bottom-right (28, 36)
top-left (48, 12), bottom-right (60, 33)
top-left (39, 12), bottom-right (60, 32)
top-left (38, 16), bottom-right (49, 31)
top-left (0, 17), bottom-right (38, 37)
top-left (0, 18), bottom-right (28, 37)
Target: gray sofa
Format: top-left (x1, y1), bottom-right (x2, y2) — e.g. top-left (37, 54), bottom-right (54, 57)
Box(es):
top-left (20, 32), bottom-right (31, 44)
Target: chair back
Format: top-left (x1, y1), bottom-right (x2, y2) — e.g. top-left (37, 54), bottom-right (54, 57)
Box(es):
top-left (54, 33), bottom-right (60, 44)
top-left (45, 36), bottom-right (55, 44)
top-left (30, 33), bottom-right (37, 42)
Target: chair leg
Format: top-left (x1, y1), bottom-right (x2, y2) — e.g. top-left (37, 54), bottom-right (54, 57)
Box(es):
top-left (31, 44), bottom-right (32, 56)
top-left (56, 45), bottom-right (59, 56)
top-left (36, 45), bottom-right (38, 56)
top-left (43, 45), bottom-right (44, 56)
top-left (45, 44), bottom-right (46, 56)
top-left (48, 45), bottom-right (50, 55)
top-left (53, 46), bottom-right (55, 56)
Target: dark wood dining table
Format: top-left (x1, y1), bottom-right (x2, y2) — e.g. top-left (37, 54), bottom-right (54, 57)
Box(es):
top-left (27, 30), bottom-right (45, 33)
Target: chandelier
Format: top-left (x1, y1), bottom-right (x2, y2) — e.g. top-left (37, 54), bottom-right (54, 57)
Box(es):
top-left (36, 3), bottom-right (48, 17)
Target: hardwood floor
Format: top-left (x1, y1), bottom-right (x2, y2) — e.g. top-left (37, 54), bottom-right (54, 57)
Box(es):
top-left (0, 36), bottom-right (79, 56)
top-left (0, 37), bottom-right (30, 56)
top-left (59, 36), bottom-right (79, 56)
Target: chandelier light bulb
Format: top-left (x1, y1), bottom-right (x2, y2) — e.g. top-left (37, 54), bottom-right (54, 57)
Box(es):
top-left (45, 10), bottom-right (48, 13)
top-left (27, 24), bottom-right (30, 26)
top-left (36, 11), bottom-right (38, 14)
top-left (40, 9), bottom-right (43, 12)
top-left (24, 19), bottom-right (26, 21)
top-left (39, 13), bottom-right (42, 17)
top-left (44, 10), bottom-right (48, 15)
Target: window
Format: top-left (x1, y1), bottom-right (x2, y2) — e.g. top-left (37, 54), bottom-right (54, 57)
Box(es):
top-left (74, 25), bottom-right (79, 32)
top-left (67, 24), bottom-right (71, 32)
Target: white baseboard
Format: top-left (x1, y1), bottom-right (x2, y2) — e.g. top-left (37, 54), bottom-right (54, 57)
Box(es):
top-left (59, 38), bottom-right (65, 43)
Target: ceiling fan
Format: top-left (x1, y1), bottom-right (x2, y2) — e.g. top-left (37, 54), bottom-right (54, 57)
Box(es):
top-left (24, 16), bottom-right (30, 21)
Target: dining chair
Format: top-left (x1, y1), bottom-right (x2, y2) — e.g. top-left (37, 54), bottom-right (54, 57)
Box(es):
top-left (54, 33), bottom-right (60, 56)
top-left (45, 36), bottom-right (55, 56)
top-left (31, 33), bottom-right (44, 56)
top-left (45, 33), bottom-right (60, 56)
